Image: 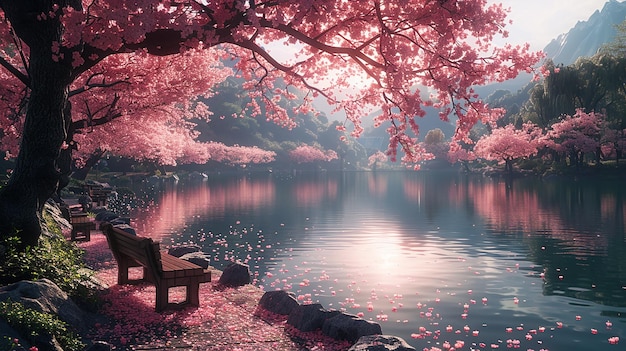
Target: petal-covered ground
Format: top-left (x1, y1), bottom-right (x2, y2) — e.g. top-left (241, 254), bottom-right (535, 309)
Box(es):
top-left (78, 232), bottom-right (350, 351)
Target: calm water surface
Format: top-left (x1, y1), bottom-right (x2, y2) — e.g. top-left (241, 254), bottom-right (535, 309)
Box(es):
top-left (122, 172), bottom-right (626, 350)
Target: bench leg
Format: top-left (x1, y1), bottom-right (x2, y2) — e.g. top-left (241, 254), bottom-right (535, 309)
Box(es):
top-left (187, 282), bottom-right (200, 307)
top-left (118, 259), bottom-right (130, 285)
top-left (156, 284), bottom-right (169, 312)
top-left (71, 227), bottom-right (90, 241)
top-left (143, 267), bottom-right (152, 283)
top-left (154, 282), bottom-right (201, 311)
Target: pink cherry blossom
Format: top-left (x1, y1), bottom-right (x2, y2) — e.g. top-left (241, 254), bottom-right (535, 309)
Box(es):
top-left (289, 145), bottom-right (338, 163)
top-left (474, 122), bottom-right (542, 173)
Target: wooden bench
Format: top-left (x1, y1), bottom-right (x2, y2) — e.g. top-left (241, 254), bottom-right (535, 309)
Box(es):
top-left (84, 184), bottom-right (112, 207)
top-left (69, 212), bottom-right (95, 241)
top-left (102, 223), bottom-right (211, 312)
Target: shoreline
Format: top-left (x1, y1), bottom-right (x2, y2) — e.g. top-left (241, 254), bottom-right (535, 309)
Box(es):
top-left (78, 230), bottom-right (353, 351)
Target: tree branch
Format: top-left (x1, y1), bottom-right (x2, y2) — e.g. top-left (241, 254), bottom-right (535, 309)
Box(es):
top-left (0, 55), bottom-right (29, 86)
top-left (69, 72), bottom-right (131, 97)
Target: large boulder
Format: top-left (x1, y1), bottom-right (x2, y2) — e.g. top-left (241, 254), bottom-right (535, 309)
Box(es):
top-left (348, 335), bottom-right (416, 351)
top-left (179, 252), bottom-right (211, 269)
top-left (258, 290), bottom-right (299, 315)
top-left (287, 303), bottom-right (342, 332)
top-left (95, 211), bottom-right (119, 223)
top-left (218, 262), bottom-right (251, 287)
top-left (0, 279), bottom-right (84, 327)
top-left (0, 279), bottom-right (85, 351)
top-left (43, 201), bottom-right (71, 233)
top-left (112, 224), bottom-right (136, 236)
top-left (322, 313), bottom-right (382, 343)
top-left (168, 244), bottom-right (203, 258)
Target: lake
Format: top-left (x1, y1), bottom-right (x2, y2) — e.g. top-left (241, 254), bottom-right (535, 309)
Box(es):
top-left (115, 171), bottom-right (625, 350)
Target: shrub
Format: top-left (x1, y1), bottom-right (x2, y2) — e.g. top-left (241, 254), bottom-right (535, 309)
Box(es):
top-left (0, 299), bottom-right (85, 351)
top-left (0, 215), bottom-right (94, 301)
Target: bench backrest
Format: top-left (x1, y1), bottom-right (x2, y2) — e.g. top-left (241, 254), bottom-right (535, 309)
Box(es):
top-left (102, 223), bottom-right (163, 278)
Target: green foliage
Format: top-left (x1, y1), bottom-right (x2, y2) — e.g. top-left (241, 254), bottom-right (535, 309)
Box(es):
top-left (0, 299), bottom-right (85, 351)
top-left (517, 158), bottom-right (548, 174)
top-left (0, 216), bottom-right (93, 301)
top-left (193, 78), bottom-right (366, 167)
top-left (424, 128), bottom-right (445, 144)
top-left (601, 19), bottom-right (626, 58)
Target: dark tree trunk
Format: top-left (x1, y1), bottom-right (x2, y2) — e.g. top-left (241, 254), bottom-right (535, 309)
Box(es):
top-left (505, 158), bottom-right (513, 174)
top-left (57, 102), bottom-right (76, 196)
top-left (462, 161), bottom-right (470, 173)
top-left (72, 149), bottom-right (105, 181)
top-left (0, 1), bottom-right (80, 247)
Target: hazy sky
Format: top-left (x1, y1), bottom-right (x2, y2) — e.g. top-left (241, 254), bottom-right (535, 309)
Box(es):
top-left (495, 0), bottom-right (616, 50)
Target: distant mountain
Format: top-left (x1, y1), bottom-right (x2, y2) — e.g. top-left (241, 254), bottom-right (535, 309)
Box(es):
top-left (544, 0), bottom-right (626, 65)
top-left (476, 1), bottom-right (626, 98)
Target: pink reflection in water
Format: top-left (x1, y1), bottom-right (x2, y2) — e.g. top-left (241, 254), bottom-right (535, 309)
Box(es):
top-left (461, 181), bottom-right (609, 256)
top-left (368, 174), bottom-right (388, 197)
top-left (293, 179), bottom-right (338, 206)
top-left (133, 178), bottom-right (275, 240)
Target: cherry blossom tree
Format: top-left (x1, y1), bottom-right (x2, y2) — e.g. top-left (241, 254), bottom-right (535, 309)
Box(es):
top-left (474, 122), bottom-right (543, 173)
top-left (544, 109), bottom-right (604, 167)
top-left (205, 142), bottom-right (276, 166)
top-left (289, 145), bottom-right (338, 164)
top-left (421, 128), bottom-right (449, 161)
top-left (448, 141), bottom-right (477, 172)
top-left (0, 1), bottom-right (540, 245)
top-left (601, 128), bottom-right (626, 163)
top-left (368, 151), bottom-right (388, 170)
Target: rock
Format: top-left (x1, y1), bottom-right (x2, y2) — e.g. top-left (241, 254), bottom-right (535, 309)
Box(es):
top-left (0, 319), bottom-right (33, 350)
top-left (0, 279), bottom-right (84, 328)
top-left (95, 211), bottom-right (119, 222)
top-left (218, 262), bottom-right (251, 287)
top-left (43, 201), bottom-right (71, 233)
top-left (258, 290), bottom-right (299, 315)
top-left (0, 319), bottom-right (63, 351)
top-left (348, 335), bottom-right (416, 351)
top-left (322, 313), bottom-right (382, 343)
top-left (33, 333), bottom-right (64, 351)
top-left (86, 341), bottom-right (113, 351)
top-left (112, 224), bottom-right (136, 236)
top-left (109, 217), bottom-right (131, 225)
top-left (78, 195), bottom-right (93, 211)
top-left (287, 303), bottom-right (341, 332)
top-left (188, 171), bottom-right (208, 181)
top-left (91, 207), bottom-right (109, 215)
top-left (179, 252), bottom-right (211, 269)
top-left (168, 244), bottom-right (203, 258)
